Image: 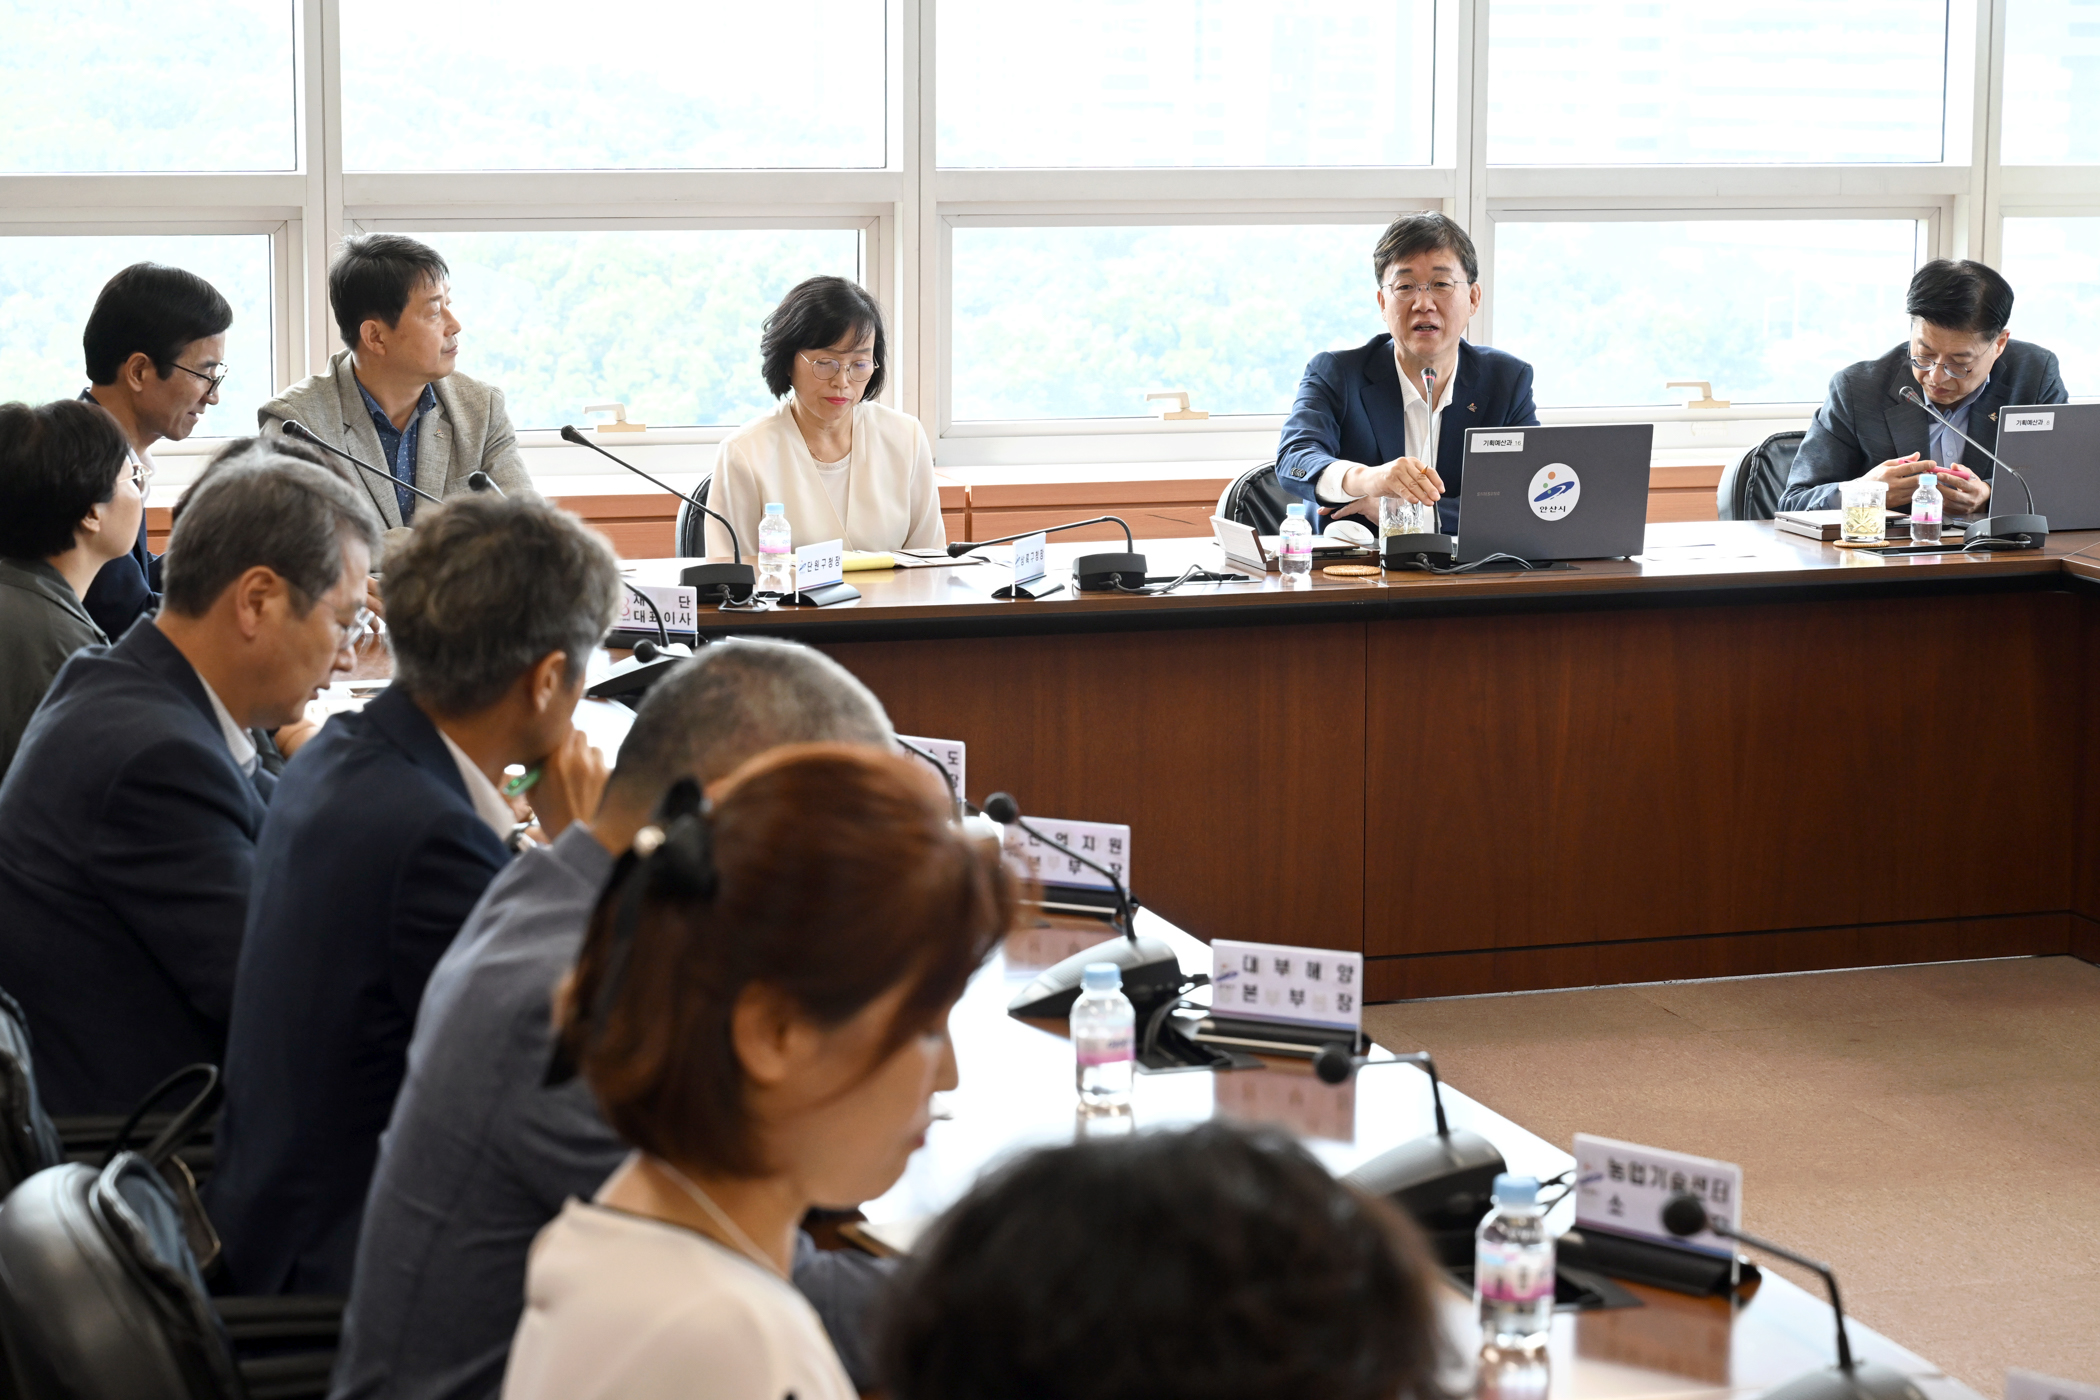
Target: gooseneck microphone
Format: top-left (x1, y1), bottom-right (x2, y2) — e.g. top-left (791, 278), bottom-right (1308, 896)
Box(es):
top-left (1897, 386), bottom-right (2047, 547)
top-left (1314, 1045), bottom-right (1452, 1137)
top-left (947, 516), bottom-right (1146, 592)
top-left (282, 420), bottom-right (447, 510)
top-left (467, 471), bottom-right (504, 496)
top-left (1338, 1041), bottom-right (1507, 1258)
top-left (898, 740), bottom-right (964, 822)
top-left (620, 581), bottom-right (669, 649)
top-left (982, 792), bottom-right (1135, 940)
top-left (1662, 1195), bottom-right (1922, 1400)
top-left (556, 425), bottom-right (756, 604)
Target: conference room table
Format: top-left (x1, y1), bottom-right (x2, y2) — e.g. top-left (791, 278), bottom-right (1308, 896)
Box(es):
top-left (853, 904), bottom-right (1980, 1400)
top-left (624, 520), bottom-right (2100, 1001)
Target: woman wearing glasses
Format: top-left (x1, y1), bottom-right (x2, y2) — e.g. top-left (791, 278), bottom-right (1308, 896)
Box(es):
top-left (706, 276), bottom-right (946, 560)
top-left (0, 398), bottom-right (146, 779)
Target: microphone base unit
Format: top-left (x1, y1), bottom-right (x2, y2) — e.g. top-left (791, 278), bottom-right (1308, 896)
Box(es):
top-left (1006, 932), bottom-right (1184, 1021)
top-left (773, 581), bottom-right (862, 608)
top-left (678, 561), bottom-right (758, 606)
top-left (1962, 513), bottom-right (2049, 548)
top-left (1073, 551), bottom-right (1149, 591)
top-left (1556, 1226), bottom-right (1757, 1297)
top-left (1380, 534), bottom-right (1458, 569)
top-left (585, 646), bottom-right (696, 706)
top-left (1758, 1362), bottom-right (1927, 1400)
top-left (1343, 1126), bottom-right (1507, 1266)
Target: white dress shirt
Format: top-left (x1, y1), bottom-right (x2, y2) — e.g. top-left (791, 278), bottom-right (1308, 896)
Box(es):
top-left (1315, 358), bottom-right (1452, 504)
top-left (705, 397), bottom-right (945, 557)
top-left (437, 729), bottom-right (518, 840)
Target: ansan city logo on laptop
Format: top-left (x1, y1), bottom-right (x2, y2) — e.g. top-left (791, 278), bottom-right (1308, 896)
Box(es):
top-left (1528, 464), bottom-right (1581, 520)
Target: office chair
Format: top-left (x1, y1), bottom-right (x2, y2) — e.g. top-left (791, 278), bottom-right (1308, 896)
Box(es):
top-left (672, 471), bottom-right (717, 557)
top-left (1716, 429), bottom-right (1804, 521)
top-left (1215, 461), bottom-right (1296, 535)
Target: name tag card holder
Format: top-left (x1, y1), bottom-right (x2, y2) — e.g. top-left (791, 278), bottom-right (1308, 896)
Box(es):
top-left (1197, 939), bottom-right (1368, 1058)
top-left (777, 539), bottom-right (861, 607)
top-left (1556, 1134), bottom-right (1758, 1296)
top-left (992, 532), bottom-right (1064, 600)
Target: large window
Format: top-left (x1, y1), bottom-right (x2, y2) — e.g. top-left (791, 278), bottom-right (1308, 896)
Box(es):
top-left (1494, 220), bottom-right (1921, 407)
top-left (0, 234), bottom-right (276, 435)
top-left (2001, 0), bottom-right (2100, 164)
top-left (384, 228), bottom-right (862, 428)
top-left (1998, 217), bottom-right (2100, 394)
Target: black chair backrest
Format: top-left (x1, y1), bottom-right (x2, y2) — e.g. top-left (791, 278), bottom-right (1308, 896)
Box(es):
top-left (1219, 461), bottom-right (1296, 536)
top-left (1717, 430), bottom-right (1804, 521)
top-left (0, 1156), bottom-right (243, 1400)
top-left (0, 993), bottom-right (62, 1197)
top-left (673, 472), bottom-right (716, 558)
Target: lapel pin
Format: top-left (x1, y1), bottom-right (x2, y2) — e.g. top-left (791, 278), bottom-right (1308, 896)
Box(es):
top-left (1468, 403), bottom-right (1477, 413)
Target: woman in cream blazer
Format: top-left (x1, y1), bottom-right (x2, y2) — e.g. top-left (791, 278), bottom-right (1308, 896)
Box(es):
top-left (705, 277), bottom-right (944, 557)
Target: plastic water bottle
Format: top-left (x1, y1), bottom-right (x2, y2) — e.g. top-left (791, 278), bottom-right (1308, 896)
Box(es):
top-left (1475, 1174), bottom-right (1554, 1353)
top-left (1910, 468), bottom-right (1943, 544)
top-left (757, 502), bottom-right (794, 595)
top-left (1070, 963), bottom-right (1134, 1112)
top-left (1279, 502), bottom-right (1314, 585)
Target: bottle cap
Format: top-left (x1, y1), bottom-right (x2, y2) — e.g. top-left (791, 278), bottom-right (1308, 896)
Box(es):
top-left (1287, 502), bottom-right (1308, 519)
top-left (764, 502), bottom-right (785, 515)
top-left (1491, 1173), bottom-right (1539, 1207)
top-left (1080, 962), bottom-right (1123, 992)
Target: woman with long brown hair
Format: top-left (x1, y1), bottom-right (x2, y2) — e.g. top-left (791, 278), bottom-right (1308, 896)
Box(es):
top-left (502, 744), bottom-right (1015, 1400)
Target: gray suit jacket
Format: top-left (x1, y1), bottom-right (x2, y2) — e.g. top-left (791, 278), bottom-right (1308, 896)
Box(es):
top-left (256, 351), bottom-right (536, 530)
top-left (1780, 340), bottom-right (2068, 512)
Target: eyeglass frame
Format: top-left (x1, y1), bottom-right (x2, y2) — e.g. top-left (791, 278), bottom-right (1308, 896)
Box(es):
top-left (1905, 353), bottom-right (1986, 379)
top-left (1381, 278), bottom-right (1473, 300)
top-left (336, 606), bottom-right (381, 650)
top-left (797, 350), bottom-right (878, 383)
top-left (126, 456), bottom-right (154, 504)
top-left (170, 360), bottom-right (230, 392)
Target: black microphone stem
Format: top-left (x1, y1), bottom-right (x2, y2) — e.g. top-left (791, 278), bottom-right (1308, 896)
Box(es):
top-left (1899, 386), bottom-right (2038, 515)
top-left (1711, 1222), bottom-right (1856, 1373)
top-left (946, 515), bottom-right (1135, 558)
top-left (558, 425), bottom-right (744, 566)
top-left (620, 581), bottom-right (669, 649)
top-left (1011, 813), bottom-right (1136, 941)
top-left (897, 739), bottom-right (963, 822)
top-left (282, 420), bottom-right (448, 508)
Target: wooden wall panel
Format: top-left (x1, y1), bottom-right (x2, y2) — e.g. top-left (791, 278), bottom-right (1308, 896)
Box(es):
top-left (1646, 464), bottom-right (1723, 524)
top-left (818, 623), bottom-right (1366, 951)
top-left (1362, 591), bottom-right (2082, 960)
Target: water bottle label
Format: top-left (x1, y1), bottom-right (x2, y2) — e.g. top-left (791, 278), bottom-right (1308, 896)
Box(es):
top-left (1075, 1032), bottom-right (1132, 1067)
top-left (1912, 504), bottom-right (1940, 524)
top-left (1477, 1241), bottom-right (1553, 1303)
top-left (1283, 536), bottom-right (1312, 560)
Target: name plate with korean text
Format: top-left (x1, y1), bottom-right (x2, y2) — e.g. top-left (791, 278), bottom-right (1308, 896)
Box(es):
top-left (2003, 412), bottom-right (2056, 433)
top-left (1209, 939), bottom-right (1363, 1033)
top-left (615, 584), bottom-right (697, 637)
top-left (1574, 1133), bottom-right (1742, 1258)
top-left (1011, 531), bottom-right (1048, 583)
top-left (1000, 817), bottom-right (1128, 892)
top-left (1472, 432), bottom-right (1525, 453)
top-left (897, 735), bottom-right (965, 801)
top-left (795, 538), bottom-right (845, 591)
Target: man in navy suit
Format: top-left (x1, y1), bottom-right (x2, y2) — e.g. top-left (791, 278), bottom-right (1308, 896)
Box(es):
top-left (1278, 212), bottom-right (1539, 538)
top-left (1780, 260), bottom-right (2068, 513)
top-left (206, 494), bottom-right (622, 1296)
top-left (0, 456), bottom-right (380, 1116)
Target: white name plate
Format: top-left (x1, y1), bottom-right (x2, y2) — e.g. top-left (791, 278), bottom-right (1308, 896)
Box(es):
top-left (1012, 531), bottom-right (1048, 583)
top-left (2003, 412), bottom-right (2056, 433)
top-left (1001, 816), bottom-right (1128, 891)
top-left (2008, 1370), bottom-right (2100, 1400)
top-left (1472, 432), bottom-right (1525, 453)
top-left (1210, 939), bottom-right (1362, 1032)
top-left (615, 584), bottom-right (697, 636)
top-left (795, 538), bottom-right (845, 590)
top-left (897, 735), bottom-right (965, 801)
top-left (1574, 1133), bottom-right (1742, 1258)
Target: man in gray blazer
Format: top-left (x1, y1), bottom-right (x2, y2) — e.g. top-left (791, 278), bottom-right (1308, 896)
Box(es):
top-left (259, 235), bottom-right (534, 539)
top-left (1780, 259), bottom-right (2067, 513)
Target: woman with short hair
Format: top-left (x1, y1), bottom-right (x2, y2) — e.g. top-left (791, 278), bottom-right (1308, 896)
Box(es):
top-left (704, 276), bottom-right (945, 558)
top-left (0, 398), bottom-right (144, 777)
top-left (502, 744), bottom-right (1014, 1400)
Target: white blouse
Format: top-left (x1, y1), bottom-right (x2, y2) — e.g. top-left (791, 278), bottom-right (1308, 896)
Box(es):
top-left (705, 396), bottom-right (946, 557)
top-left (501, 1199), bottom-right (856, 1400)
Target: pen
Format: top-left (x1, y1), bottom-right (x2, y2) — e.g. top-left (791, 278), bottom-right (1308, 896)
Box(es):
top-left (503, 767), bottom-right (542, 798)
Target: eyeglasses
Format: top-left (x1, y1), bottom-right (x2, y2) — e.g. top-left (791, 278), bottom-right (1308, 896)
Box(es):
top-left (1906, 354), bottom-right (1983, 379)
top-left (171, 361), bottom-right (230, 392)
top-left (1383, 279), bottom-right (1471, 300)
top-left (799, 351), bottom-right (877, 383)
top-left (127, 457), bottom-right (154, 503)
top-left (336, 607), bottom-right (380, 649)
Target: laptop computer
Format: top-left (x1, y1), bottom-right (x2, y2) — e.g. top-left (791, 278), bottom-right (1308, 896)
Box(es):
top-left (1454, 424), bottom-right (1654, 563)
top-left (1992, 403), bottom-right (2100, 530)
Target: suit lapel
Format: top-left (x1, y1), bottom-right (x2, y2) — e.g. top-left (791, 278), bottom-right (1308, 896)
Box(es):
top-left (362, 685), bottom-right (472, 806)
top-left (416, 392), bottom-right (453, 506)
top-left (335, 363), bottom-right (404, 529)
top-left (1360, 339), bottom-right (1407, 465)
top-left (1880, 359), bottom-right (1933, 464)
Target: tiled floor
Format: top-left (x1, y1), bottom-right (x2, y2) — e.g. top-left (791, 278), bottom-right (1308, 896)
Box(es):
top-left (1362, 955), bottom-right (2100, 1398)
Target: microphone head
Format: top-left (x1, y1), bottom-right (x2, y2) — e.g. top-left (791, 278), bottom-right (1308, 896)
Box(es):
top-left (1312, 1042), bottom-right (1355, 1085)
top-left (982, 792), bottom-right (1019, 825)
top-left (283, 420), bottom-right (314, 441)
top-left (945, 542), bottom-right (972, 558)
top-left (558, 424), bottom-right (585, 445)
top-left (1661, 1193), bottom-right (1710, 1237)
top-left (632, 640), bottom-right (660, 663)
top-left (1900, 386), bottom-right (1926, 408)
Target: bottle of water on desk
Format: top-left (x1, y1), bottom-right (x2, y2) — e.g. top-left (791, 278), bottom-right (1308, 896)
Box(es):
top-left (1071, 963), bottom-right (1134, 1113)
top-left (1279, 502), bottom-right (1314, 586)
top-left (757, 502), bottom-right (794, 595)
top-left (1910, 468), bottom-right (1943, 544)
top-left (1476, 1174), bottom-right (1554, 1354)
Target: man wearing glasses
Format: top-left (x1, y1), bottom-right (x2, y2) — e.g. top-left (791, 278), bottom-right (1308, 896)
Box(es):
top-left (260, 234), bottom-right (533, 541)
top-left (1278, 212), bottom-right (1540, 537)
top-left (1780, 260), bottom-right (2067, 514)
top-left (77, 262), bottom-right (234, 639)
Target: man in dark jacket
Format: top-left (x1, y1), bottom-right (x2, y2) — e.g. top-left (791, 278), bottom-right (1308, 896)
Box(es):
top-left (1780, 259), bottom-right (2068, 513)
top-left (0, 456), bottom-right (379, 1115)
top-left (1278, 212), bottom-right (1539, 537)
top-left (205, 495), bottom-right (621, 1296)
